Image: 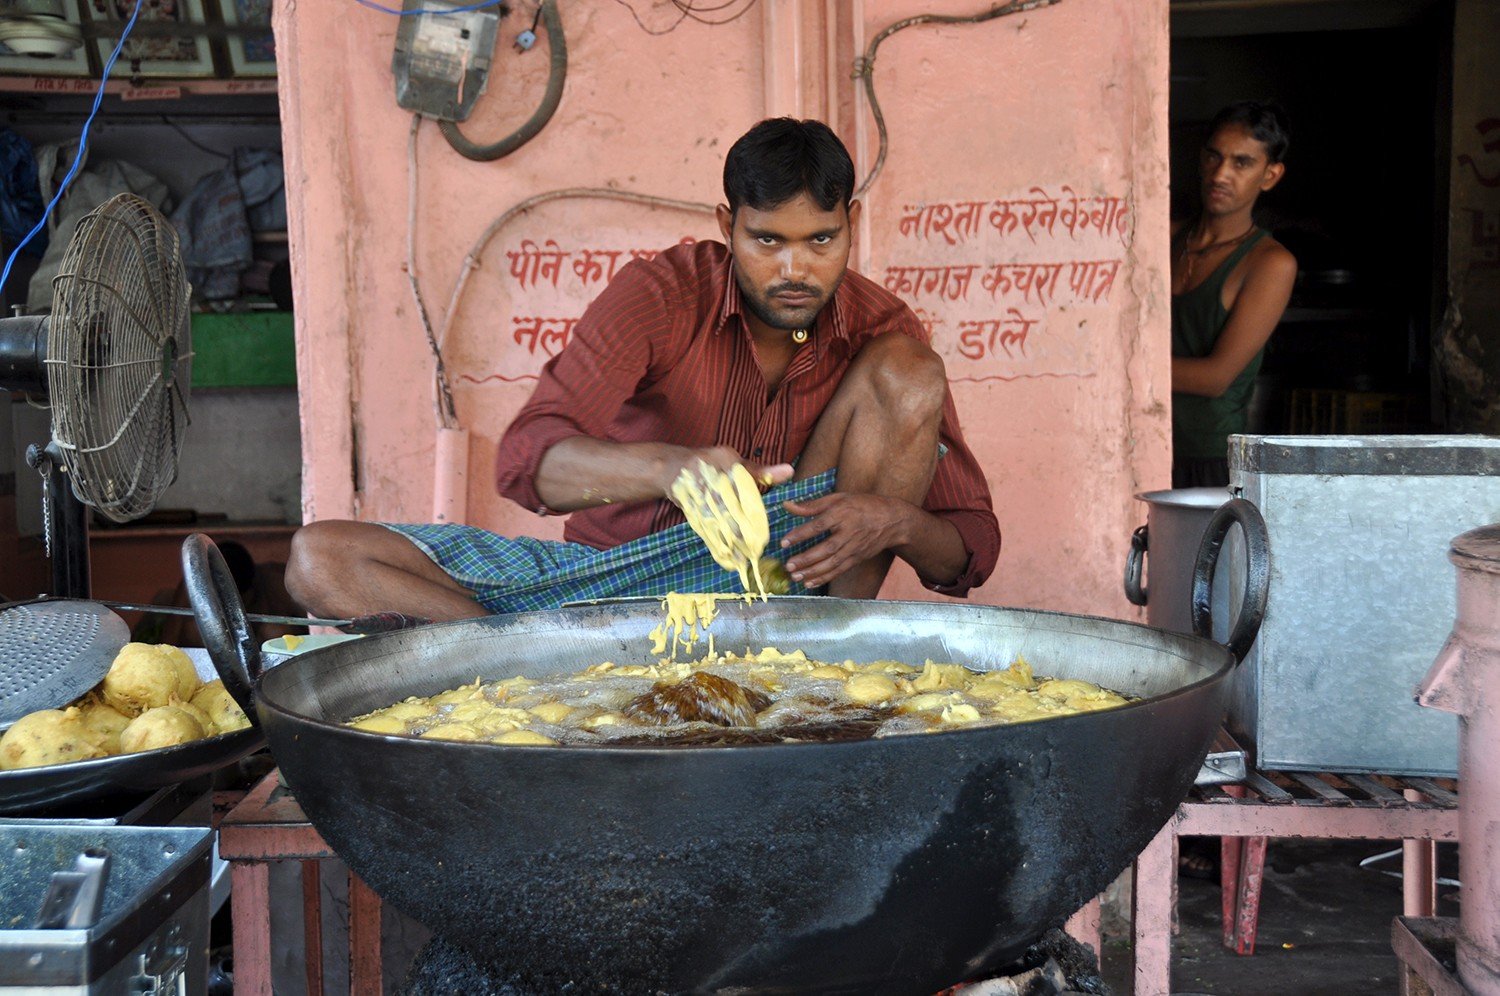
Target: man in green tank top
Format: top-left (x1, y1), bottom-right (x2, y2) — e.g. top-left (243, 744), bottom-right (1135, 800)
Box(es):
top-left (1171, 102), bottom-right (1298, 487)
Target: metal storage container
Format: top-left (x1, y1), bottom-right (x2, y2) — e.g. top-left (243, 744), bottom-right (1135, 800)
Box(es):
top-left (1227, 434), bottom-right (1500, 776)
top-left (0, 824), bottom-right (211, 994)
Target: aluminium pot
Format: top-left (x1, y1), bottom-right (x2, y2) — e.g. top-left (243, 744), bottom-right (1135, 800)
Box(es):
top-left (187, 503), bottom-right (1269, 995)
top-left (1125, 487), bottom-right (1244, 640)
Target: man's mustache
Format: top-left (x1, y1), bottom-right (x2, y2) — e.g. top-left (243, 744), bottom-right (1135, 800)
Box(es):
top-left (768, 283), bottom-right (820, 297)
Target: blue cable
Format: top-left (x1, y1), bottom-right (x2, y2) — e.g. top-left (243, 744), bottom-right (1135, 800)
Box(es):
top-left (354, 0), bottom-right (505, 14)
top-left (0, 0), bottom-right (146, 303)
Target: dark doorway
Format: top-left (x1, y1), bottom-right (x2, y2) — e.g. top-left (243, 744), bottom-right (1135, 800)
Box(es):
top-left (1170, 0), bottom-right (1452, 434)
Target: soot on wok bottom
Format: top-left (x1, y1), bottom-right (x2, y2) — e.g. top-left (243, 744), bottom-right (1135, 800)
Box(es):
top-left (397, 929), bottom-right (1111, 996)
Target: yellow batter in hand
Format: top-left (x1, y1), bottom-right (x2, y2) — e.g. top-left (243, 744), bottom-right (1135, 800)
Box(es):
top-left (650, 461), bottom-right (796, 661)
top-left (670, 460), bottom-right (774, 596)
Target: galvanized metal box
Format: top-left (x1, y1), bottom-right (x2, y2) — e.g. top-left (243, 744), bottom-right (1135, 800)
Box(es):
top-left (0, 824), bottom-right (211, 994)
top-left (1227, 434), bottom-right (1500, 776)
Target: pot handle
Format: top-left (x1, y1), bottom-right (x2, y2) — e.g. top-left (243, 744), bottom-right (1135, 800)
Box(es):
top-left (181, 533), bottom-right (263, 724)
top-left (1124, 525), bottom-right (1149, 606)
top-left (1190, 498), bottom-right (1270, 664)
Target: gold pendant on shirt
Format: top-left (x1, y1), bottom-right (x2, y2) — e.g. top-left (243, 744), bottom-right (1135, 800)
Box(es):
top-left (791, 328), bottom-right (809, 344)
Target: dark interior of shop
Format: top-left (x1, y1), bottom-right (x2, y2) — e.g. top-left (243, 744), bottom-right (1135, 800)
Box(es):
top-left (1171, 0), bottom-right (1452, 436)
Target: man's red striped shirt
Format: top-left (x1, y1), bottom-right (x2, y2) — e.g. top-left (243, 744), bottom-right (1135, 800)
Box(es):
top-left (495, 240), bottom-right (1000, 596)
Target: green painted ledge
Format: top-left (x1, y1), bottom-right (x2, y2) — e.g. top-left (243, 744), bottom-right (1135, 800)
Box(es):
top-left (190, 311), bottom-right (296, 388)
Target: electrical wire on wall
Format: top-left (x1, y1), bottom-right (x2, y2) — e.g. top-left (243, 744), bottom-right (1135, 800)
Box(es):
top-left (437, 0), bottom-right (568, 162)
top-left (360, 0), bottom-right (569, 160)
top-left (671, 0), bottom-right (759, 25)
top-left (612, 0), bottom-right (759, 36)
top-left (354, 0), bottom-right (504, 14)
top-left (852, 0), bottom-right (1063, 197)
top-left (405, 114), bottom-right (714, 429)
top-left (357, 0), bottom-right (560, 424)
top-left (406, 115), bottom-right (460, 430)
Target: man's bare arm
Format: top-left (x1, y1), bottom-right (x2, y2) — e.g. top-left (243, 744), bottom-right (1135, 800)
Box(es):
top-left (1173, 245), bottom-right (1297, 398)
top-left (534, 437), bottom-right (792, 513)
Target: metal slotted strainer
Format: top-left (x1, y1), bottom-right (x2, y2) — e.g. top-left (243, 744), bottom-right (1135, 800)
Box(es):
top-left (0, 600), bottom-right (129, 730)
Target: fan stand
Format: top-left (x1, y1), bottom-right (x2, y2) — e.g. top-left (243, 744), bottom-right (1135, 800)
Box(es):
top-left (25, 442), bottom-right (91, 599)
top-left (2, 314), bottom-right (91, 599)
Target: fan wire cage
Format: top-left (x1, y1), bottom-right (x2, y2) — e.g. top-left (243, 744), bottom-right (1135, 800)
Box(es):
top-left (45, 193), bottom-right (192, 523)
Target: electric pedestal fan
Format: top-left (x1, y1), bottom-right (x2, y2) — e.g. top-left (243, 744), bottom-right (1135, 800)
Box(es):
top-left (0, 191), bottom-right (192, 598)
top-left (0, 195), bottom-right (272, 814)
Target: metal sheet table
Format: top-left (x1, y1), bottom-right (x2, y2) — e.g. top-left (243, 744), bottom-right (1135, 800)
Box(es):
top-left (1131, 769), bottom-right (1461, 996)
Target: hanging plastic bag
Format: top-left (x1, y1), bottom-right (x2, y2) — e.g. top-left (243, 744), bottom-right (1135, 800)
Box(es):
top-left (26, 140), bottom-right (171, 312)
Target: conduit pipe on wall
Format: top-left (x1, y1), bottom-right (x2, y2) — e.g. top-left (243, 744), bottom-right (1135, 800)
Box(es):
top-left (439, 0), bottom-right (567, 162)
top-left (433, 425), bottom-right (470, 523)
top-left (852, 0), bottom-right (1063, 196)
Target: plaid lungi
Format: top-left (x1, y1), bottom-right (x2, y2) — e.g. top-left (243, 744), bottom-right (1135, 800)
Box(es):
top-left (383, 470), bottom-right (837, 613)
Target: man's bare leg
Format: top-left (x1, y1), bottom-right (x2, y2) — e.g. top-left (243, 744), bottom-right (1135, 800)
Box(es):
top-left (284, 521), bottom-right (490, 622)
top-left (794, 331), bottom-right (947, 598)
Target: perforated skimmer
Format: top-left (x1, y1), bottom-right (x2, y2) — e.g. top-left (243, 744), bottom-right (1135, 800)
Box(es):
top-left (0, 601), bottom-right (129, 730)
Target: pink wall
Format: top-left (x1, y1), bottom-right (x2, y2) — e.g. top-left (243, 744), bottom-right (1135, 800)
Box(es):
top-left (274, 0), bottom-right (1170, 617)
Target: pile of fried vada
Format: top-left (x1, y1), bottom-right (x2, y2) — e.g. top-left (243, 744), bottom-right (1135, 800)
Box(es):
top-left (0, 642), bottom-right (250, 771)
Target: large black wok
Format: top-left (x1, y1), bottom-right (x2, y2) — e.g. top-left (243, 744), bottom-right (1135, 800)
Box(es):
top-left (192, 503), bottom-right (1268, 995)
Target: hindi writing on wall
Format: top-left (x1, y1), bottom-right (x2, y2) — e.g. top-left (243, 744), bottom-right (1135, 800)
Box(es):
top-left (883, 185), bottom-right (1132, 383)
top-left (463, 236), bottom-right (700, 385)
top-left (472, 186), bottom-right (1133, 388)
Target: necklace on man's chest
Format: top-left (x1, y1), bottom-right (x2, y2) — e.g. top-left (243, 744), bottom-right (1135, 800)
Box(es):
top-left (1177, 223), bottom-right (1255, 286)
top-left (791, 328), bottom-right (809, 344)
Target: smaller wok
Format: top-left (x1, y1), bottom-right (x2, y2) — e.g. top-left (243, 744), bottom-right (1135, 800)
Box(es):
top-left (0, 545), bottom-right (276, 813)
top-left (193, 504), bottom-right (1269, 994)
top-left (0, 649), bottom-right (262, 814)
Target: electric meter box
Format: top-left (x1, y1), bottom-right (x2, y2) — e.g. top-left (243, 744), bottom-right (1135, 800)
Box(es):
top-left (392, 0), bottom-right (502, 122)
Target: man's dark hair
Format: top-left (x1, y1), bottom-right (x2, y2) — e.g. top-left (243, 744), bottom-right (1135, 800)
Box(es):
top-left (1209, 101), bottom-right (1291, 164)
top-left (723, 118), bottom-right (856, 215)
